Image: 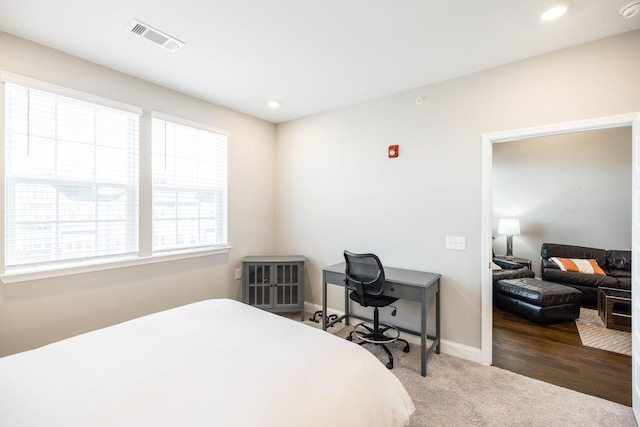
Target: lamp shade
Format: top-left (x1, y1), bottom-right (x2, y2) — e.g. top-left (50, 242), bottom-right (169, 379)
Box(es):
top-left (498, 219), bottom-right (520, 236)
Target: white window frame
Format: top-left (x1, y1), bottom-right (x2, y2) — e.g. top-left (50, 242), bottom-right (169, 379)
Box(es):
top-left (0, 73), bottom-right (231, 284)
top-left (150, 111), bottom-right (229, 254)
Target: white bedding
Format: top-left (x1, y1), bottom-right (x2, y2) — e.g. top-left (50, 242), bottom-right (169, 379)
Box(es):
top-left (0, 298), bottom-right (415, 426)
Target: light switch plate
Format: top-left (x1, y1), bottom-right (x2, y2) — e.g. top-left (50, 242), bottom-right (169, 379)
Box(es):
top-left (446, 235), bottom-right (466, 250)
top-left (235, 268), bottom-right (242, 280)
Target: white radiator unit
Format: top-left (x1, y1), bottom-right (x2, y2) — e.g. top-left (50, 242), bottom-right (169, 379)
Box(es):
top-left (126, 19), bottom-right (184, 53)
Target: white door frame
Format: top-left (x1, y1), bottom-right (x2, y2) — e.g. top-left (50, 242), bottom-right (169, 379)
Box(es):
top-left (631, 113), bottom-right (640, 420)
top-left (480, 112), bottom-right (639, 367)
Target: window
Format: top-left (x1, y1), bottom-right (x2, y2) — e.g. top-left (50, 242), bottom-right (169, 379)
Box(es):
top-left (4, 77), bottom-right (140, 271)
top-left (2, 74), bottom-right (230, 281)
top-left (151, 113), bottom-right (228, 253)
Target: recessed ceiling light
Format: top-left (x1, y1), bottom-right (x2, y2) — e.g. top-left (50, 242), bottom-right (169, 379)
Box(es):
top-left (620, 1), bottom-right (640, 19)
top-left (267, 100), bottom-right (281, 109)
top-left (540, 1), bottom-right (571, 21)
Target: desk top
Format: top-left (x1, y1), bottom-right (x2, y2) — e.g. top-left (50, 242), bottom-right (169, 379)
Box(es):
top-left (323, 262), bottom-right (440, 288)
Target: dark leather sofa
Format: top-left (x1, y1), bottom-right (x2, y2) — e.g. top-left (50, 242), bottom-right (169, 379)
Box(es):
top-left (492, 256), bottom-right (535, 303)
top-left (492, 257), bottom-right (535, 284)
top-left (540, 243), bottom-right (631, 306)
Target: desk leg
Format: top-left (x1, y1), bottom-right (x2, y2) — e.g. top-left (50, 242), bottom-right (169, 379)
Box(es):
top-left (436, 281), bottom-right (441, 354)
top-left (344, 285), bottom-right (350, 326)
top-left (322, 273), bottom-right (328, 331)
top-left (421, 289), bottom-right (427, 377)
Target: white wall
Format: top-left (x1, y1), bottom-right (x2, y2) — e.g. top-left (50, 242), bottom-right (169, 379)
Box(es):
top-left (493, 127), bottom-right (632, 277)
top-left (275, 30), bottom-right (640, 353)
top-left (0, 32), bottom-right (277, 356)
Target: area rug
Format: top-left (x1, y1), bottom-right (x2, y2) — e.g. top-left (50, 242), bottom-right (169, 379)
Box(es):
top-left (575, 308), bottom-right (631, 356)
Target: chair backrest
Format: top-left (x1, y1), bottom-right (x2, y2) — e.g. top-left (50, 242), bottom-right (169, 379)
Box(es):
top-left (343, 250), bottom-right (385, 299)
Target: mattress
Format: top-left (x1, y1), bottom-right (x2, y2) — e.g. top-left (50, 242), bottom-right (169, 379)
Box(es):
top-left (0, 298), bottom-right (415, 426)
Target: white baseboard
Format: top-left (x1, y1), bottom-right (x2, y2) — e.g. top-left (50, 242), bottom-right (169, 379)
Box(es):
top-left (303, 301), bottom-right (485, 365)
top-left (440, 340), bottom-right (484, 364)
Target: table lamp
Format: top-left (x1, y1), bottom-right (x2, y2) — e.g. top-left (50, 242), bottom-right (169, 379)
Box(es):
top-left (498, 218), bottom-right (520, 259)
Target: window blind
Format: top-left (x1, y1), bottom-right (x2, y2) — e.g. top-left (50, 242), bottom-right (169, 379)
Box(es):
top-left (151, 114), bottom-right (228, 253)
top-left (4, 82), bottom-right (140, 269)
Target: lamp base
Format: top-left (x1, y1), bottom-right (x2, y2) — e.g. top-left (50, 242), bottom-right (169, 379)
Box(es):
top-left (505, 235), bottom-right (514, 260)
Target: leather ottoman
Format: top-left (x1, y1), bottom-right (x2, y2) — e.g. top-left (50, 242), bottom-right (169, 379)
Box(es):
top-left (495, 278), bottom-right (582, 325)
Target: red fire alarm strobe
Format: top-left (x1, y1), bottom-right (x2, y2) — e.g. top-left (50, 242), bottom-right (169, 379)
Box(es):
top-left (388, 145), bottom-right (399, 158)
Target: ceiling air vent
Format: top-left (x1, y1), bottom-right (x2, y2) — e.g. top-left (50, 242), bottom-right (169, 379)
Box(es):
top-left (126, 19), bottom-right (184, 53)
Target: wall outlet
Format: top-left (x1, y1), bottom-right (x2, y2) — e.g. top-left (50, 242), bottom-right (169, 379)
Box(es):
top-left (446, 235), bottom-right (466, 250)
top-left (235, 268), bottom-right (242, 280)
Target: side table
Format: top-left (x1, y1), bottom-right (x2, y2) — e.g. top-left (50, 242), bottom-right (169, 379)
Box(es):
top-left (597, 287), bottom-right (631, 332)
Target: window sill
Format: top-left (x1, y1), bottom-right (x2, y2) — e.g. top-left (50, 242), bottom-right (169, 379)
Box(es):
top-left (0, 246), bottom-right (232, 284)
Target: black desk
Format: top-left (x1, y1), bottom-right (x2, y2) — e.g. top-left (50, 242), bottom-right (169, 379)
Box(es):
top-left (322, 262), bottom-right (441, 376)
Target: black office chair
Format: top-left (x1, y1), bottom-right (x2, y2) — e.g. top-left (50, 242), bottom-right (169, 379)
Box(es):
top-left (343, 250), bottom-right (409, 369)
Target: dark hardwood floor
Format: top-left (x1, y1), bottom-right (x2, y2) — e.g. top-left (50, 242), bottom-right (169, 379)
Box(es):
top-left (492, 307), bottom-right (632, 407)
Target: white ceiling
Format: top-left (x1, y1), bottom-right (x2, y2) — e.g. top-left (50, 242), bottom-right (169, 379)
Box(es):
top-left (0, 0), bottom-right (639, 123)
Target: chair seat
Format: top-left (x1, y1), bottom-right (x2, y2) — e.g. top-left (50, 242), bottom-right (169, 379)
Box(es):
top-left (349, 292), bottom-right (398, 307)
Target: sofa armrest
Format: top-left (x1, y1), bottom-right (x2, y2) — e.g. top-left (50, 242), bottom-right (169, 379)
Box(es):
top-left (493, 258), bottom-right (524, 270)
top-left (541, 258), bottom-right (559, 270)
top-left (606, 250), bottom-right (631, 272)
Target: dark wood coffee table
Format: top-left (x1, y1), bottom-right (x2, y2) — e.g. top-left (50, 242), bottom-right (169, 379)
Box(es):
top-left (598, 287), bottom-right (631, 332)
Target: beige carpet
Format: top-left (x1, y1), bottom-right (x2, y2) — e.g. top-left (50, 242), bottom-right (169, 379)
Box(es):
top-left (575, 308), bottom-right (631, 356)
top-left (298, 315), bottom-right (636, 426)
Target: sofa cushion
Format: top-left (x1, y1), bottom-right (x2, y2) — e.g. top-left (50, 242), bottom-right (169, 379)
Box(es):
top-left (549, 257), bottom-right (605, 275)
top-left (616, 277), bottom-right (632, 290)
top-left (608, 269), bottom-right (631, 278)
top-left (541, 268), bottom-right (619, 289)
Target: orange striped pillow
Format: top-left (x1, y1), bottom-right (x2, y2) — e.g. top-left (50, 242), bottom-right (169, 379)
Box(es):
top-left (550, 257), bottom-right (606, 275)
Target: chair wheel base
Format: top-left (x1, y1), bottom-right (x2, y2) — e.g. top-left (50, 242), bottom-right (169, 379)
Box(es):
top-left (309, 310), bottom-right (339, 326)
top-left (346, 328), bottom-right (410, 370)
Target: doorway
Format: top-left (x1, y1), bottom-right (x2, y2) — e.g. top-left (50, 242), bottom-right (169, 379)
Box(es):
top-left (492, 127), bottom-right (631, 277)
top-left (480, 112), bottom-right (638, 366)
top-left (489, 126), bottom-right (632, 405)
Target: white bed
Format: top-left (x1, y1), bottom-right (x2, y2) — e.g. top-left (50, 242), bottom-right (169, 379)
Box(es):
top-left (0, 298), bottom-right (415, 426)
